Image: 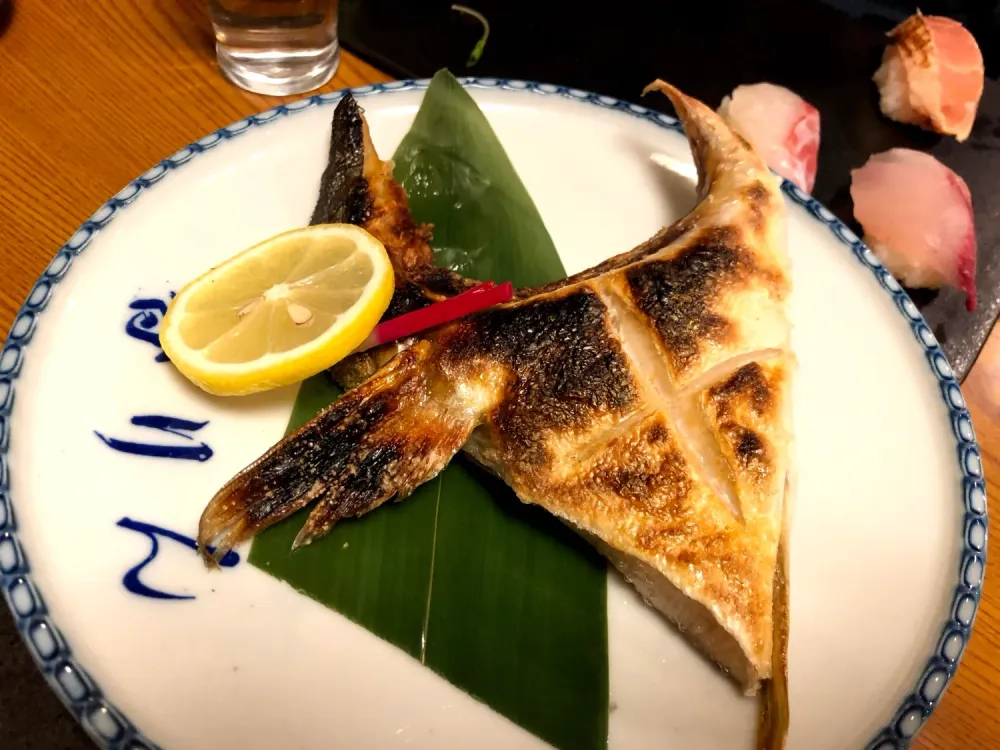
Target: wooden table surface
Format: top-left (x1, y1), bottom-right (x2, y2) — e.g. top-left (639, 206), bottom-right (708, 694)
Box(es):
top-left (0, 1), bottom-right (996, 748)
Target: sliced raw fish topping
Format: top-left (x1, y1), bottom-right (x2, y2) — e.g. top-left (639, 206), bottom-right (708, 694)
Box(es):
top-left (850, 148), bottom-right (977, 310)
top-left (873, 11), bottom-right (985, 141)
top-left (718, 83), bottom-right (820, 193)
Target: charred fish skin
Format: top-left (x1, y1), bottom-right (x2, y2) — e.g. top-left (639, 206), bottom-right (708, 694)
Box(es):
top-left (199, 82), bottom-right (794, 713)
top-left (310, 94), bottom-right (370, 227)
top-left (200, 286), bottom-right (638, 556)
top-left (198, 340), bottom-right (484, 556)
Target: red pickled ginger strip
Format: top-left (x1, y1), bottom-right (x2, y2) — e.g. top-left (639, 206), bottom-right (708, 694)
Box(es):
top-left (354, 281), bottom-right (514, 352)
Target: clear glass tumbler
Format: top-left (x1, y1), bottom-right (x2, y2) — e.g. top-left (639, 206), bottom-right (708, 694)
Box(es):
top-left (209, 0), bottom-right (340, 96)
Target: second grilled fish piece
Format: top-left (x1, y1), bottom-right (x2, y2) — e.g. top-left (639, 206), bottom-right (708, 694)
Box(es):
top-left (198, 81), bottom-right (794, 699)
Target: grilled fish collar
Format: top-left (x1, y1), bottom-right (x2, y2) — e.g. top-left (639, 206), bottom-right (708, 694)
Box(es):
top-left (198, 82), bottom-right (794, 706)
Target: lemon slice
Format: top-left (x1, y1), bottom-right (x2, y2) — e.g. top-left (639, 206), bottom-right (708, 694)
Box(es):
top-left (160, 224), bottom-right (394, 396)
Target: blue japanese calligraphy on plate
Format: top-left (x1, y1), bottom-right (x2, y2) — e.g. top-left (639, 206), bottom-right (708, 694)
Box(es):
top-left (0, 80), bottom-right (985, 750)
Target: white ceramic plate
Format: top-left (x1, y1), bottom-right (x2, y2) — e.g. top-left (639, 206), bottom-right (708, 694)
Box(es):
top-left (0, 79), bottom-right (987, 750)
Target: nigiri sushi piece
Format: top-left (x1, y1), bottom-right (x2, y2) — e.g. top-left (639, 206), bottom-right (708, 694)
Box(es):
top-left (850, 148), bottom-right (977, 310)
top-left (718, 83), bottom-right (820, 193)
top-left (873, 11), bottom-right (985, 142)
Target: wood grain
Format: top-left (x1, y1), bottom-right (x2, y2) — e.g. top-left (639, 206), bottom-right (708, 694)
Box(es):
top-left (0, 0), bottom-right (994, 748)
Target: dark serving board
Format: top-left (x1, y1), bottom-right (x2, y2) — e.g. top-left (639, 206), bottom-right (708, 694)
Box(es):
top-left (339, 0), bottom-right (1000, 382)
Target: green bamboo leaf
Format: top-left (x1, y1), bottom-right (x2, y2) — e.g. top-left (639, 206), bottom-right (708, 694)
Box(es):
top-left (249, 70), bottom-right (608, 750)
top-left (392, 72), bottom-right (565, 286)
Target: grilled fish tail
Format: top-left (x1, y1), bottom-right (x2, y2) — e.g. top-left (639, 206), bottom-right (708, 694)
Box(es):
top-left (198, 341), bottom-right (484, 562)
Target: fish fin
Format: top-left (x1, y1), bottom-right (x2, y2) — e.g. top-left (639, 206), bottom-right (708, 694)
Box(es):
top-left (310, 93), bottom-right (369, 227)
top-left (518, 81), bottom-right (784, 300)
top-left (197, 341), bottom-right (483, 562)
top-left (644, 80), bottom-right (780, 203)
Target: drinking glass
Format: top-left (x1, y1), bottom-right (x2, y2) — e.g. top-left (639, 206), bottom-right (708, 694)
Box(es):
top-left (209, 0), bottom-right (340, 96)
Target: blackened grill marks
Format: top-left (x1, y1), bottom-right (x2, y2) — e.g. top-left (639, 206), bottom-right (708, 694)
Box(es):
top-left (593, 416), bottom-right (693, 510)
top-left (744, 182), bottom-right (772, 235)
top-left (310, 95), bottom-right (371, 227)
top-left (708, 362), bottom-right (774, 419)
top-left (384, 281), bottom-right (435, 319)
top-left (292, 350), bottom-right (497, 548)
top-left (442, 289), bottom-right (638, 462)
top-left (733, 428), bottom-right (767, 471)
top-left (680, 349), bottom-right (783, 398)
top-left (708, 362), bottom-right (777, 485)
top-left (626, 231), bottom-right (745, 377)
top-left (241, 389), bottom-right (397, 529)
top-left (596, 286), bottom-right (741, 519)
top-left (414, 267), bottom-right (482, 297)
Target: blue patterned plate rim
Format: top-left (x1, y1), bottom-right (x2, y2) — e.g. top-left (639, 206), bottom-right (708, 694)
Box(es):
top-left (0, 77), bottom-right (986, 750)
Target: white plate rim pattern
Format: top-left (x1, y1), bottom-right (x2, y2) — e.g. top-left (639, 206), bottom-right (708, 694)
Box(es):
top-left (0, 77), bottom-right (987, 750)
